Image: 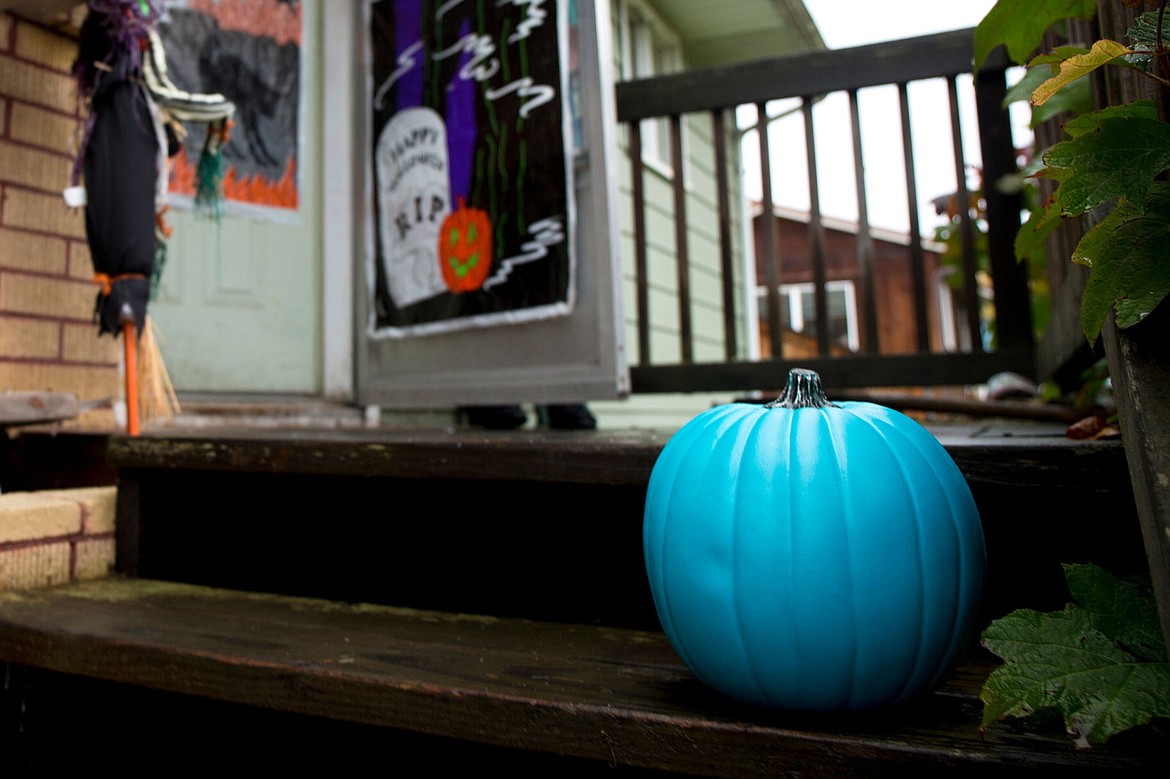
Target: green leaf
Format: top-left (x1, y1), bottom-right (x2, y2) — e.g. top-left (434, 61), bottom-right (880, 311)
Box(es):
top-left (1061, 100), bottom-right (1159, 138)
top-left (1004, 64), bottom-right (1049, 107)
top-left (1065, 563), bottom-right (1168, 663)
top-left (1043, 117), bottom-right (1170, 215)
top-left (974, 0), bottom-right (1098, 70)
top-left (981, 565), bottom-right (1170, 747)
top-left (1032, 40), bottom-right (1132, 106)
top-left (1005, 64), bottom-right (1093, 126)
top-left (1028, 46), bottom-right (1092, 68)
top-left (1126, 11), bottom-right (1170, 65)
top-left (1034, 75), bottom-right (1094, 125)
top-left (1075, 183), bottom-right (1170, 340)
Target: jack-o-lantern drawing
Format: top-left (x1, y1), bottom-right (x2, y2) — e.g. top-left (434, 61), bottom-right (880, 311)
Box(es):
top-left (438, 199), bottom-right (493, 293)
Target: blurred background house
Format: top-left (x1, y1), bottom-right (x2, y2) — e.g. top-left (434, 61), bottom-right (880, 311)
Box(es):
top-left (0, 1), bottom-right (1056, 433)
top-left (752, 205), bottom-right (966, 359)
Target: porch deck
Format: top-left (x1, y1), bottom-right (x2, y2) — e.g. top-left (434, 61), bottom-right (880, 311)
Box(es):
top-left (1, 576), bottom-right (1161, 778)
top-left (0, 415), bottom-right (1157, 775)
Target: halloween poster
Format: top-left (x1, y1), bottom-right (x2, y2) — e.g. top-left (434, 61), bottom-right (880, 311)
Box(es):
top-left (157, 0), bottom-right (302, 220)
top-left (368, 0), bottom-right (576, 337)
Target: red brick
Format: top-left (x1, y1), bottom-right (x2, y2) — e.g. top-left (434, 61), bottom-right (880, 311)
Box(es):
top-left (10, 102), bottom-right (79, 155)
top-left (0, 491), bottom-right (81, 543)
top-left (1, 186), bottom-right (85, 237)
top-left (0, 271), bottom-right (92, 318)
top-left (14, 19), bottom-right (76, 73)
top-left (0, 55), bottom-right (77, 113)
top-left (0, 542), bottom-right (70, 591)
top-left (0, 226), bottom-right (68, 273)
top-left (0, 140), bottom-right (71, 192)
top-left (63, 320), bottom-right (117, 364)
top-left (0, 313), bottom-right (59, 358)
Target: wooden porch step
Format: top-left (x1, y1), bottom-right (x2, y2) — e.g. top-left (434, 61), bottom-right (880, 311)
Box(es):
top-left (104, 424), bottom-right (1127, 488)
top-left (105, 427), bottom-right (1146, 630)
top-left (0, 577), bottom-right (1160, 777)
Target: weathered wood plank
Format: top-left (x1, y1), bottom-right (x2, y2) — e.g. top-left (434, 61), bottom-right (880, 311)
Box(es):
top-left (0, 579), bottom-right (1159, 777)
top-left (0, 392), bottom-right (79, 427)
top-left (104, 422), bottom-right (1126, 493)
top-left (105, 428), bottom-right (666, 486)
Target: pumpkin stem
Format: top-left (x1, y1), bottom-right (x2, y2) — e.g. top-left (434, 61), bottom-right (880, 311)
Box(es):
top-left (766, 368), bottom-right (837, 409)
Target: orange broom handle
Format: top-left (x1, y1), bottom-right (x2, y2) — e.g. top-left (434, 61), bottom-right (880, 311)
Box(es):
top-left (122, 317), bottom-right (140, 436)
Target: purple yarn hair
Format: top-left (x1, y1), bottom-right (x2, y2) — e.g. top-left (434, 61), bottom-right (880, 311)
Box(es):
top-left (71, 1), bottom-right (167, 186)
top-left (74, 0), bottom-right (165, 95)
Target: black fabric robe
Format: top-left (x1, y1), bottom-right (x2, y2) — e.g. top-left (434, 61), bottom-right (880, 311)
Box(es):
top-left (77, 12), bottom-right (159, 336)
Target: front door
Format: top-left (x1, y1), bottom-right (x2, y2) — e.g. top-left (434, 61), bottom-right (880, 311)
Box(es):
top-left (149, 0), bottom-right (321, 395)
top-left (353, 0), bottom-right (628, 408)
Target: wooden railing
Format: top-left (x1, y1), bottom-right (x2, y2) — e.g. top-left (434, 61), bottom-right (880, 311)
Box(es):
top-left (615, 29), bottom-right (1036, 394)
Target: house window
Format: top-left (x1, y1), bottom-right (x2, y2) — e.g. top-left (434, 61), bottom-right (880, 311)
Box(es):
top-left (934, 268), bottom-right (959, 352)
top-left (765, 280), bottom-right (860, 353)
top-left (615, 0), bottom-right (683, 174)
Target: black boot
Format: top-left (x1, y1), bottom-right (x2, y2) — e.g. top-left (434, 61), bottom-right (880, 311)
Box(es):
top-left (543, 403), bottom-right (596, 430)
top-left (460, 404), bottom-right (528, 430)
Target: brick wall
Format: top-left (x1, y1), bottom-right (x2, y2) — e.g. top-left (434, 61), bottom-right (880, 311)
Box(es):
top-left (0, 485), bottom-right (115, 591)
top-left (0, 12), bottom-right (119, 430)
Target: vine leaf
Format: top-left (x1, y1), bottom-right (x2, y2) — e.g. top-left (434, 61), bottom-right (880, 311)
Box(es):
top-left (1004, 58), bottom-right (1093, 126)
top-left (1065, 563), bottom-right (1167, 663)
top-left (1031, 40), bottom-right (1133, 106)
top-left (1075, 183), bottom-right (1170, 339)
top-left (1043, 116), bottom-right (1170, 215)
top-left (1016, 103), bottom-right (1167, 276)
top-left (1061, 99), bottom-right (1160, 138)
top-left (980, 564), bottom-right (1170, 748)
top-left (974, 0), bottom-right (1097, 69)
top-left (1034, 105), bottom-right (1170, 342)
top-left (1126, 11), bottom-right (1170, 66)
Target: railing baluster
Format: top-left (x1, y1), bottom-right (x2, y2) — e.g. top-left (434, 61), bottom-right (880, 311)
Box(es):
top-left (712, 108), bottom-right (738, 361)
top-left (756, 102), bottom-right (783, 358)
top-left (629, 123), bottom-right (651, 365)
top-left (975, 67), bottom-right (1032, 350)
top-left (613, 29), bottom-right (1038, 394)
top-left (802, 96), bottom-right (831, 357)
top-left (670, 114), bottom-right (693, 364)
top-left (849, 89), bottom-right (880, 355)
top-left (898, 82), bottom-right (931, 353)
top-left (947, 76), bottom-right (985, 353)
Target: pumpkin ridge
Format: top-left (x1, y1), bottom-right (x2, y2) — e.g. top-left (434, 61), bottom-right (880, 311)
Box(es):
top-left (873, 415), bottom-right (985, 693)
top-left (646, 405), bottom-right (744, 676)
top-left (731, 407), bottom-right (786, 703)
top-left (820, 409), bottom-right (863, 711)
top-left (686, 405), bottom-right (763, 693)
top-left (782, 407), bottom-right (807, 699)
top-left (645, 421), bottom-right (700, 669)
top-left (785, 408), bottom-right (802, 690)
top-left (854, 411), bottom-right (933, 705)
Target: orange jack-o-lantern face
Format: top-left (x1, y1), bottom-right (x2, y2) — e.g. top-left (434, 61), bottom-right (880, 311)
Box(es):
top-left (438, 200), bottom-right (493, 293)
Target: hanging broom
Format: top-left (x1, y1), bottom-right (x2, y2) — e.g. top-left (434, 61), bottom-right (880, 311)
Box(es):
top-left (118, 210), bottom-right (182, 431)
top-left (118, 311), bottom-right (179, 434)
top-left (136, 314), bottom-right (181, 425)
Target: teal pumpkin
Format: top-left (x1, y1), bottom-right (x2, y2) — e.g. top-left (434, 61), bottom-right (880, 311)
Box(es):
top-left (643, 369), bottom-right (985, 712)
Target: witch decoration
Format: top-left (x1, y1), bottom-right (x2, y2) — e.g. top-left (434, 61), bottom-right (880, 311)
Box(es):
top-left (69, 0), bottom-right (235, 431)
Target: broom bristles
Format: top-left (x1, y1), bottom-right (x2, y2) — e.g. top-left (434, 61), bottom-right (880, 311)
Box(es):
top-left (136, 316), bottom-right (181, 424)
